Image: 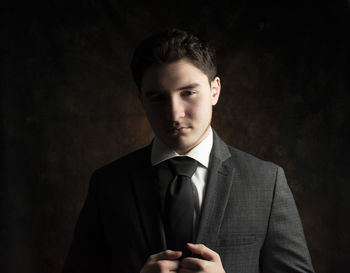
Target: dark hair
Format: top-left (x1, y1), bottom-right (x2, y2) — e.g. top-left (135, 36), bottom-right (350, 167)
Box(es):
top-left (130, 28), bottom-right (217, 90)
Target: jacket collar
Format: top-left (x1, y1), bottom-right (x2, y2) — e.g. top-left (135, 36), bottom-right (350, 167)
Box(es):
top-left (195, 130), bottom-right (236, 245)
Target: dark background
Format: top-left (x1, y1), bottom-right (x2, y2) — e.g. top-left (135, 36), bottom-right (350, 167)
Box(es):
top-left (1, 0), bottom-right (349, 272)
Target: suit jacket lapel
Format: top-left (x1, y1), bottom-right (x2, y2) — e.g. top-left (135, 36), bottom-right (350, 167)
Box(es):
top-left (195, 131), bottom-right (236, 246)
top-left (130, 146), bottom-right (166, 255)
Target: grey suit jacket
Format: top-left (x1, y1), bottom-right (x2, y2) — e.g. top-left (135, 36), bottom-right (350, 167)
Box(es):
top-left (63, 131), bottom-right (314, 273)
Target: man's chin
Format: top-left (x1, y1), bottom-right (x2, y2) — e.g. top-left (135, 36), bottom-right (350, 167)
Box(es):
top-left (159, 132), bottom-right (197, 153)
top-left (169, 139), bottom-right (194, 155)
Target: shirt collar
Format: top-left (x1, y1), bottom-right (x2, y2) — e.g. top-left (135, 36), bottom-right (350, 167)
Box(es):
top-left (151, 127), bottom-right (213, 168)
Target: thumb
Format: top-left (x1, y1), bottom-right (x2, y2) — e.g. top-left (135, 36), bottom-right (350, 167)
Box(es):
top-left (149, 250), bottom-right (182, 261)
top-left (186, 243), bottom-right (220, 262)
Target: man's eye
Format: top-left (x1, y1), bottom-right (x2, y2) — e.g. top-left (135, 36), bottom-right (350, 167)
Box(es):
top-left (182, 90), bottom-right (195, 96)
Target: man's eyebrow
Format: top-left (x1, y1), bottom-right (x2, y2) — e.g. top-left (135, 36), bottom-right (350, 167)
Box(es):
top-left (177, 83), bottom-right (200, 90)
top-left (144, 83), bottom-right (201, 95)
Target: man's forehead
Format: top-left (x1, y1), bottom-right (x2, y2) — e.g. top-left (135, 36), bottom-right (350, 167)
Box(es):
top-left (141, 63), bottom-right (209, 93)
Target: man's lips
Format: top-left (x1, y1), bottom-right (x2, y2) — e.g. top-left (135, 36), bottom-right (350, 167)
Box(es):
top-left (167, 126), bottom-right (191, 133)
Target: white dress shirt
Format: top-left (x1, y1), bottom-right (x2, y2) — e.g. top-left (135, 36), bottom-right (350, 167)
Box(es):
top-left (151, 127), bottom-right (213, 236)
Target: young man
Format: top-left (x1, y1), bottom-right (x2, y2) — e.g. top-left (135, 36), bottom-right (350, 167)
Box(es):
top-left (63, 29), bottom-right (314, 273)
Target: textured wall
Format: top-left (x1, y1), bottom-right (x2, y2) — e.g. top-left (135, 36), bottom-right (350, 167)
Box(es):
top-left (1, 0), bottom-right (349, 272)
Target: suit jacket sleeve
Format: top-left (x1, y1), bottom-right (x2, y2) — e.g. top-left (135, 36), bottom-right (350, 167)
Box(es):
top-left (62, 171), bottom-right (112, 273)
top-left (260, 167), bottom-right (314, 273)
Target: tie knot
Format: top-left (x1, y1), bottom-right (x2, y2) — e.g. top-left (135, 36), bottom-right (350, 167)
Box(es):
top-left (166, 156), bottom-right (198, 178)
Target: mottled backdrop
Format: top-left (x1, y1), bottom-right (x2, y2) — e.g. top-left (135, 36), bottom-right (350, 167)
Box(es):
top-left (1, 0), bottom-right (349, 272)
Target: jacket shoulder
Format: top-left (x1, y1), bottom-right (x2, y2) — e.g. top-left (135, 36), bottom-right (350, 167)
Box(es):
top-left (227, 145), bottom-right (281, 183)
top-left (228, 145), bottom-right (279, 167)
top-left (92, 145), bottom-right (152, 178)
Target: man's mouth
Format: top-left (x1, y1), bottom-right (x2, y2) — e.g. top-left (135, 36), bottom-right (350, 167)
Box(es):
top-left (168, 126), bottom-right (191, 133)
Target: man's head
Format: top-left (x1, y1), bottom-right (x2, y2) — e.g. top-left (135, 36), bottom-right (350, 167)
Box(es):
top-left (131, 28), bottom-right (217, 90)
top-left (131, 29), bottom-right (221, 154)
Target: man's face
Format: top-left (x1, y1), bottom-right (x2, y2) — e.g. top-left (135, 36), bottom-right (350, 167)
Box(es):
top-left (140, 58), bottom-right (221, 154)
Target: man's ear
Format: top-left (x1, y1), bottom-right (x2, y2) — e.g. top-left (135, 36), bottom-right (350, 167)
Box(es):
top-left (210, 76), bottom-right (221, 106)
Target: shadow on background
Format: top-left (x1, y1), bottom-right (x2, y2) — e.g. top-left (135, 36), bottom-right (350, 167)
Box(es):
top-left (1, 0), bottom-right (349, 272)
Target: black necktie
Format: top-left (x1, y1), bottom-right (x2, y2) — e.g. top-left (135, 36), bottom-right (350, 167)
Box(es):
top-left (163, 156), bottom-right (198, 257)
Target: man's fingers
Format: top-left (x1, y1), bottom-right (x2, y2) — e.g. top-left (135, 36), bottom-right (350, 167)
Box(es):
top-left (186, 243), bottom-right (221, 263)
top-left (148, 250), bottom-right (183, 261)
top-left (180, 247), bottom-right (225, 273)
top-left (141, 252), bottom-right (181, 273)
top-left (180, 257), bottom-right (205, 270)
top-left (155, 259), bottom-right (181, 272)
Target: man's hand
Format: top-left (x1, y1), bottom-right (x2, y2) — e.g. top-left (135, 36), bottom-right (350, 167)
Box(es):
top-left (179, 243), bottom-right (225, 273)
top-left (140, 250), bottom-right (182, 273)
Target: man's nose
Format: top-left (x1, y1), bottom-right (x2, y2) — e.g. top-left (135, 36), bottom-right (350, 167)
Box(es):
top-left (168, 96), bottom-right (185, 121)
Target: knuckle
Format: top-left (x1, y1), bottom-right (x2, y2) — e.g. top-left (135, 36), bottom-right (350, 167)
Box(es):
top-left (148, 254), bottom-right (156, 261)
top-left (163, 249), bottom-right (172, 256)
top-left (155, 260), bottom-right (167, 271)
top-left (213, 251), bottom-right (220, 259)
top-left (198, 243), bottom-right (205, 248)
top-left (201, 261), bottom-right (210, 271)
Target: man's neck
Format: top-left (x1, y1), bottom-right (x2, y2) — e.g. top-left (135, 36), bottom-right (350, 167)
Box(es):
top-left (151, 127), bottom-right (213, 168)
